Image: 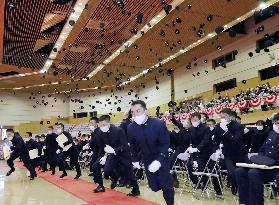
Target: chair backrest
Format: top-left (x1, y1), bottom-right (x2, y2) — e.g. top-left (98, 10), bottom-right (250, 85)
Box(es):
top-left (177, 152), bottom-right (190, 161)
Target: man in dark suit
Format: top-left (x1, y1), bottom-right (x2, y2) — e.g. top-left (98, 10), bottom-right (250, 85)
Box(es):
top-left (45, 126), bottom-right (58, 175)
top-left (6, 129), bottom-right (36, 180)
top-left (214, 108), bottom-right (248, 195)
top-left (91, 115), bottom-right (140, 196)
top-left (57, 123), bottom-right (81, 179)
top-left (88, 117), bottom-right (99, 177)
top-left (128, 100), bottom-right (174, 205)
top-left (235, 113), bottom-right (279, 205)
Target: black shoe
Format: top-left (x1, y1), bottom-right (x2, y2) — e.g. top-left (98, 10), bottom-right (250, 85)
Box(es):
top-left (51, 170), bottom-right (55, 175)
top-left (116, 183), bottom-right (125, 187)
top-left (30, 175), bottom-right (35, 180)
top-left (60, 173), bottom-right (67, 178)
top-left (127, 190), bottom-right (140, 197)
top-left (74, 173), bottom-right (81, 179)
top-left (231, 186), bottom-right (237, 195)
top-left (93, 185), bottom-right (105, 193)
top-left (6, 168), bottom-right (15, 176)
top-left (88, 173), bottom-right (94, 177)
top-left (110, 181), bottom-right (117, 190)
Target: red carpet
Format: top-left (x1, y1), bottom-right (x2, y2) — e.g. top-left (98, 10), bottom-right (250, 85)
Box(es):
top-left (16, 162), bottom-right (158, 205)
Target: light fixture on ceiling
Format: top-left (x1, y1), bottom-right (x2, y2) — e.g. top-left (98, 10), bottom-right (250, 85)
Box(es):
top-left (40, 0), bottom-right (89, 74)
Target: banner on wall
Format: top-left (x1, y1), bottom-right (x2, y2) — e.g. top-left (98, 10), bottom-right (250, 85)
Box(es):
top-left (161, 95), bottom-right (279, 122)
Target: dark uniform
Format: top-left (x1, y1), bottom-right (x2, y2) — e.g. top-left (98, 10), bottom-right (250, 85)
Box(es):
top-left (26, 138), bottom-right (42, 169)
top-left (187, 123), bottom-right (212, 183)
top-left (249, 127), bottom-right (270, 153)
top-left (236, 130), bottom-right (279, 205)
top-left (57, 131), bottom-right (81, 178)
top-left (45, 132), bottom-right (58, 174)
top-left (89, 128), bottom-right (100, 173)
top-left (92, 125), bottom-right (139, 193)
top-left (214, 120), bottom-right (248, 194)
top-left (128, 117), bottom-right (174, 205)
top-left (7, 133), bottom-right (36, 178)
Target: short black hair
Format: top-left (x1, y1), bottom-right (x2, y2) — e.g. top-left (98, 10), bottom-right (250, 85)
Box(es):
top-left (236, 116), bottom-right (241, 121)
top-left (221, 108), bottom-right (232, 115)
top-left (207, 119), bottom-right (216, 124)
top-left (230, 111), bottom-right (238, 118)
top-left (58, 123), bottom-right (64, 129)
top-left (99, 115), bottom-right (111, 122)
top-left (191, 112), bottom-right (201, 119)
top-left (90, 117), bottom-right (99, 123)
top-left (6, 129), bottom-right (14, 133)
top-left (201, 113), bottom-right (209, 120)
top-left (48, 126), bottom-right (54, 129)
top-left (273, 113), bottom-right (279, 122)
top-left (131, 100), bottom-right (147, 110)
top-left (256, 120), bottom-right (265, 126)
top-left (26, 132), bottom-right (32, 137)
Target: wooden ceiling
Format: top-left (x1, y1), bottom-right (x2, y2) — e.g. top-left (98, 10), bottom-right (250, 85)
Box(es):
top-left (0, 0), bottom-right (269, 95)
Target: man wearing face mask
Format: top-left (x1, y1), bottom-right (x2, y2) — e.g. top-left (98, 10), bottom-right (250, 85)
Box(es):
top-left (249, 120), bottom-right (270, 153)
top-left (91, 115), bottom-right (140, 196)
top-left (45, 126), bottom-right (58, 175)
top-left (214, 108), bottom-right (248, 195)
top-left (88, 117), bottom-right (100, 177)
top-left (25, 132), bottom-right (42, 170)
top-left (128, 100), bottom-right (174, 205)
top-left (235, 113), bottom-right (279, 205)
top-left (56, 123), bottom-right (81, 179)
top-left (6, 129), bottom-right (36, 180)
top-left (185, 113), bottom-right (214, 189)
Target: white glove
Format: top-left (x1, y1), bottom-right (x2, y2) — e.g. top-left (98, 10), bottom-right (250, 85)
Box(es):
top-left (193, 161), bottom-right (199, 168)
top-left (104, 145), bottom-right (116, 155)
top-left (43, 146), bottom-right (46, 150)
top-left (99, 155), bottom-right (107, 165)
top-left (220, 122), bottom-right (228, 132)
top-left (186, 147), bottom-right (198, 154)
top-left (132, 162), bottom-right (141, 169)
top-left (56, 149), bottom-right (60, 154)
top-left (168, 148), bottom-right (173, 152)
top-left (148, 160), bottom-right (161, 173)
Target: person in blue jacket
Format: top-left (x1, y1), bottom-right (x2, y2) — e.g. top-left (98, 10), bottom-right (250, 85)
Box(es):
top-left (56, 123), bottom-right (81, 179)
top-left (91, 115), bottom-right (140, 196)
top-left (235, 113), bottom-right (279, 205)
top-left (127, 100), bottom-right (174, 205)
top-left (6, 129), bottom-right (36, 180)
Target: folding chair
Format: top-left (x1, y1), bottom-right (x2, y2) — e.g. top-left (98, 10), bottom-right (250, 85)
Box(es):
top-left (192, 150), bottom-right (224, 199)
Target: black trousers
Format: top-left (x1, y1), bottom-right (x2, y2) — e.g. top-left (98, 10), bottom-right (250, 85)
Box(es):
top-left (224, 155), bottom-right (249, 193)
top-left (92, 155), bottom-right (139, 191)
top-left (7, 150), bottom-right (36, 176)
top-left (144, 158), bottom-right (174, 205)
top-left (47, 151), bottom-right (57, 172)
top-left (236, 168), bottom-right (279, 205)
top-left (58, 147), bottom-right (81, 175)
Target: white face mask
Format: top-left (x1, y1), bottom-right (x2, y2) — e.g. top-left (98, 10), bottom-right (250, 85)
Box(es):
top-left (100, 125), bottom-right (110, 133)
top-left (220, 118), bottom-right (229, 125)
top-left (256, 126), bottom-right (264, 131)
top-left (133, 112), bottom-right (147, 125)
top-left (273, 124), bottom-right (279, 133)
top-left (89, 125), bottom-right (96, 131)
top-left (8, 136), bottom-right (13, 141)
top-left (192, 121), bottom-right (200, 128)
top-left (48, 130), bottom-right (53, 135)
top-left (57, 128), bottom-right (62, 135)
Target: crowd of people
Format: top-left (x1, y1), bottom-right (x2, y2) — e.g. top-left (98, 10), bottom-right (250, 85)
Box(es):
top-left (175, 83), bottom-right (279, 114)
top-left (3, 99), bottom-right (279, 205)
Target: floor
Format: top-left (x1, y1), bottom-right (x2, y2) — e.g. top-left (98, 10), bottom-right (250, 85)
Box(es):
top-left (0, 160), bottom-right (276, 205)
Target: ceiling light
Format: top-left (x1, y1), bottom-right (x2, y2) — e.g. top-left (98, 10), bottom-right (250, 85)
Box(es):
top-left (259, 2), bottom-right (268, 9)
